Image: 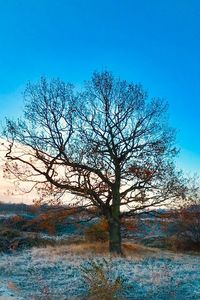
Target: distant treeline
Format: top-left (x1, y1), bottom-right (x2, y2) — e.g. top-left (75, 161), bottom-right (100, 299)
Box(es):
top-left (0, 202), bottom-right (51, 214)
top-left (0, 202), bottom-right (95, 216)
top-left (0, 202), bottom-right (176, 216)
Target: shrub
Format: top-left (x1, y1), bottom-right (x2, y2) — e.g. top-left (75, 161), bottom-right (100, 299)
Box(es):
top-left (81, 259), bottom-right (125, 300)
top-left (162, 204), bottom-right (200, 251)
top-left (168, 205), bottom-right (200, 251)
top-left (84, 218), bottom-right (109, 242)
top-left (0, 228), bottom-right (21, 239)
top-left (176, 206), bottom-right (200, 250)
top-left (166, 234), bottom-right (200, 251)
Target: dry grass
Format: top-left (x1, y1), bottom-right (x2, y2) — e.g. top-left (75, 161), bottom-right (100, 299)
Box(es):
top-left (68, 240), bottom-right (159, 257)
top-left (1, 240), bottom-right (200, 299)
top-left (30, 240), bottom-right (160, 261)
top-left (122, 242), bottom-right (159, 256)
top-left (67, 241), bottom-right (109, 255)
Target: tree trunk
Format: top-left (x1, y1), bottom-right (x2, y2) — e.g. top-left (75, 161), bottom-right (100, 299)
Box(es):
top-left (109, 169), bottom-right (122, 254)
top-left (108, 215), bottom-right (122, 254)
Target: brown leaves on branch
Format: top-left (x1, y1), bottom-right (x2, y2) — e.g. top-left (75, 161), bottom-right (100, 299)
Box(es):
top-left (127, 165), bottom-right (154, 180)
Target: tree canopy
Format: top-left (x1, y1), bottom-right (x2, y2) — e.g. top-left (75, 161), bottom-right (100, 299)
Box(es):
top-left (3, 71), bottom-right (186, 253)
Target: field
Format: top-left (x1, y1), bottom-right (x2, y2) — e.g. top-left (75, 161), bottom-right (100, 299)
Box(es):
top-left (0, 244), bottom-right (200, 299)
top-left (0, 204), bottom-right (200, 299)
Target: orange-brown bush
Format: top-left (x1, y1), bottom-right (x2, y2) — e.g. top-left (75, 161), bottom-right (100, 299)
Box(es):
top-left (163, 205), bottom-right (200, 251)
top-left (175, 207), bottom-right (200, 250)
top-left (84, 218), bottom-right (109, 242)
top-left (22, 207), bottom-right (78, 234)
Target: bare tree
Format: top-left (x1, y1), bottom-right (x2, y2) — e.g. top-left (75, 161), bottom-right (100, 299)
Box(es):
top-left (2, 71), bottom-right (185, 254)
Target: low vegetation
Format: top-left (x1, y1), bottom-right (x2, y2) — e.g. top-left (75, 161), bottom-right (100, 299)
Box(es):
top-left (0, 202), bottom-right (200, 299)
top-left (84, 218), bottom-right (109, 242)
top-left (0, 202), bottom-right (200, 253)
top-left (81, 259), bottom-right (125, 300)
top-left (0, 245), bottom-right (200, 299)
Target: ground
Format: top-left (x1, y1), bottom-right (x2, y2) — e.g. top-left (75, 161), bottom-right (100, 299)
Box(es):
top-left (0, 205), bottom-right (199, 299)
top-left (0, 243), bottom-right (200, 299)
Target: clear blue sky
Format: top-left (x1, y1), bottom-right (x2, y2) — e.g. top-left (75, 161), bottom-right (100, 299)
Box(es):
top-left (0, 0), bottom-right (199, 174)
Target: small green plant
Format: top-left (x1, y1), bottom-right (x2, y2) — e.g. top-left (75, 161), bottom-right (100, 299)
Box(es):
top-left (81, 259), bottom-right (125, 300)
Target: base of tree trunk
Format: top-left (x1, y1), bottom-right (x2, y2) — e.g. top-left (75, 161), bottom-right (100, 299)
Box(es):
top-left (109, 241), bottom-right (122, 255)
top-left (109, 218), bottom-right (122, 255)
